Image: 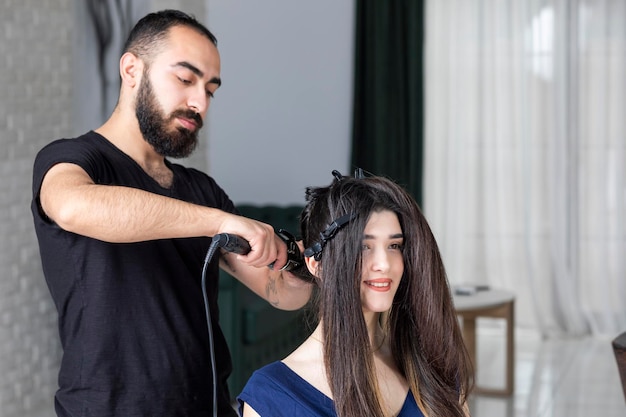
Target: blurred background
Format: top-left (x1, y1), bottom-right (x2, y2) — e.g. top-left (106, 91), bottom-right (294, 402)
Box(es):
top-left (1, 0), bottom-right (624, 416)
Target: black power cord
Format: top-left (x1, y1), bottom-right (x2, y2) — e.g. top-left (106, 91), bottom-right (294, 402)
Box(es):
top-left (201, 234), bottom-right (250, 417)
top-left (200, 232), bottom-right (309, 416)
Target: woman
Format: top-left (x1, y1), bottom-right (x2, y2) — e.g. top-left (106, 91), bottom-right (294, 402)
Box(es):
top-left (238, 171), bottom-right (473, 416)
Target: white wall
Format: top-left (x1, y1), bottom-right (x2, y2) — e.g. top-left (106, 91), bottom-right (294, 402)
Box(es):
top-left (2, 2), bottom-right (74, 416)
top-left (206, 1), bottom-right (355, 205)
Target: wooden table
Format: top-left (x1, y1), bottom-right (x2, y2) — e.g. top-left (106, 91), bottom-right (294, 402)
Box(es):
top-left (453, 288), bottom-right (515, 396)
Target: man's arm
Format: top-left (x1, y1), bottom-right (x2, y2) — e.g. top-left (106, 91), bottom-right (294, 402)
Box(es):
top-left (219, 251), bottom-right (312, 311)
top-left (39, 162), bottom-right (286, 268)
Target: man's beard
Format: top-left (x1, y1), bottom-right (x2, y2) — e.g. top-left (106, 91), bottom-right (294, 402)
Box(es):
top-left (135, 74), bottom-right (203, 158)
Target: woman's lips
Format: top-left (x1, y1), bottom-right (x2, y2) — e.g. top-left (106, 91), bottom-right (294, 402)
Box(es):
top-left (364, 278), bottom-right (392, 292)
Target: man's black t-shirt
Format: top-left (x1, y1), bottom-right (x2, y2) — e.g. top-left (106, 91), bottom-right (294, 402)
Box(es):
top-left (31, 131), bottom-right (238, 417)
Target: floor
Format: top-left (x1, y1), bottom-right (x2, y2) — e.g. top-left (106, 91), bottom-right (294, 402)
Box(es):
top-left (469, 325), bottom-right (625, 417)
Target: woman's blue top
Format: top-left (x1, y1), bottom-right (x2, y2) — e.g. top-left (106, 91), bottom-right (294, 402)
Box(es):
top-left (237, 361), bottom-right (424, 417)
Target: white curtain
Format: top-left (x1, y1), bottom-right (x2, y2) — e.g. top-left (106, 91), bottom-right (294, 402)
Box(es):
top-left (424, 0), bottom-right (626, 337)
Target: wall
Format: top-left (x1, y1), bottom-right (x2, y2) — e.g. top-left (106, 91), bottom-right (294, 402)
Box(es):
top-left (206, 1), bottom-right (355, 205)
top-left (1, 1), bottom-right (73, 416)
top-left (0, 0), bottom-right (353, 416)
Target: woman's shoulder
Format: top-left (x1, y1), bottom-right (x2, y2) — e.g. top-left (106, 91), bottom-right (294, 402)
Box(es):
top-left (282, 337), bottom-right (332, 398)
top-left (238, 361), bottom-right (335, 417)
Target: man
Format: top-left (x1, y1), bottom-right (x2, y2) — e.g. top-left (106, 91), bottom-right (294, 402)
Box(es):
top-left (31, 10), bottom-right (312, 417)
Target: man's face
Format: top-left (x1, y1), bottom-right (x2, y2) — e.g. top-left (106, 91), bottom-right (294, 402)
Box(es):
top-left (135, 70), bottom-right (202, 158)
top-left (134, 25), bottom-right (221, 158)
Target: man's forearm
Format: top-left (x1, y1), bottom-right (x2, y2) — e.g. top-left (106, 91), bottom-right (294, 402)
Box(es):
top-left (48, 183), bottom-right (225, 243)
top-left (40, 162), bottom-right (283, 268)
top-left (221, 254), bottom-right (312, 310)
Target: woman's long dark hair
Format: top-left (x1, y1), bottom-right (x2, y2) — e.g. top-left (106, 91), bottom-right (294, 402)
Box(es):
top-left (300, 173), bottom-right (473, 417)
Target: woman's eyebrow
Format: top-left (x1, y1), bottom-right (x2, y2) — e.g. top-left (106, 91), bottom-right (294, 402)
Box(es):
top-left (363, 233), bottom-right (404, 240)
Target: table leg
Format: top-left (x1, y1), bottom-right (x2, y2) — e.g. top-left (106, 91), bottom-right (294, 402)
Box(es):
top-left (505, 300), bottom-right (514, 395)
top-left (462, 316), bottom-right (477, 370)
top-left (458, 301), bottom-right (515, 396)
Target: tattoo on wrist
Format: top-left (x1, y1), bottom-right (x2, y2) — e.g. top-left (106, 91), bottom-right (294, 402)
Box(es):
top-left (266, 275), bottom-right (279, 307)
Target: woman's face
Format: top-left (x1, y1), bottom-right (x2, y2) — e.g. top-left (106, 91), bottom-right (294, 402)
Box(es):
top-left (359, 210), bottom-right (404, 315)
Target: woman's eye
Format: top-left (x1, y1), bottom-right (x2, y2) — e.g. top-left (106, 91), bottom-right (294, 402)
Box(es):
top-left (389, 243), bottom-right (404, 250)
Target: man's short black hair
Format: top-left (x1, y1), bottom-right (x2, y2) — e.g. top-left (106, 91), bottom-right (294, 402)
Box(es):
top-left (123, 9), bottom-right (218, 62)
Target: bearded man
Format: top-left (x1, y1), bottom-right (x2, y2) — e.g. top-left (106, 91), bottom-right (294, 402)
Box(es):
top-left (31, 9), bottom-right (311, 417)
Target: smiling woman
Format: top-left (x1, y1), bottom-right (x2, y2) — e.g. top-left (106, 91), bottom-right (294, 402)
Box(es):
top-left (237, 170), bottom-right (474, 417)
top-left (359, 210), bottom-right (405, 315)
